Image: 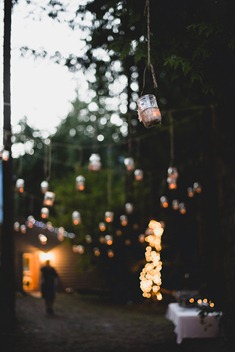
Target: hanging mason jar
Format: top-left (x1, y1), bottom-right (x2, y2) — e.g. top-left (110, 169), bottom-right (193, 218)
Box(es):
top-left (193, 182), bottom-right (202, 193)
top-left (134, 169), bottom-right (144, 181)
top-left (38, 234), bottom-right (47, 245)
top-left (179, 202), bottom-right (186, 214)
top-left (41, 207), bottom-right (49, 219)
top-left (124, 157), bottom-right (135, 171)
top-left (107, 249), bottom-right (114, 258)
top-left (89, 153), bottom-right (102, 171)
top-left (125, 202), bottom-right (134, 214)
top-left (40, 180), bottom-right (49, 194)
top-left (76, 175), bottom-right (85, 191)
top-left (27, 215), bottom-right (35, 228)
top-left (20, 224), bottom-right (27, 234)
top-left (172, 199), bottom-right (179, 210)
top-left (99, 222), bottom-right (106, 232)
top-left (16, 178), bottom-right (24, 193)
top-left (137, 94), bottom-right (162, 128)
top-left (120, 215), bottom-right (128, 226)
top-left (187, 187), bottom-right (194, 198)
top-left (167, 178), bottom-right (177, 189)
top-left (105, 211), bottom-right (114, 223)
top-left (93, 247), bottom-right (101, 256)
top-left (85, 234), bottom-right (92, 243)
top-left (160, 196), bottom-right (168, 208)
top-left (72, 211), bottom-right (81, 225)
top-left (167, 167), bottom-right (178, 190)
top-left (139, 234), bottom-right (145, 243)
top-left (57, 226), bottom-right (65, 241)
top-left (2, 149), bottom-right (9, 161)
top-left (73, 245), bottom-right (84, 254)
top-left (14, 221), bottom-right (20, 232)
top-left (167, 166), bottom-right (178, 180)
top-left (43, 191), bottom-right (55, 206)
top-left (105, 235), bottom-right (113, 245)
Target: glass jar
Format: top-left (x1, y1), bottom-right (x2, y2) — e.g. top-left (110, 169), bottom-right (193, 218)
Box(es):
top-left (137, 94), bottom-right (162, 128)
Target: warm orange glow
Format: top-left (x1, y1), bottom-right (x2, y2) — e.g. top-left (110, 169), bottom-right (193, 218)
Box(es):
top-left (120, 215), bottom-right (128, 226)
top-left (107, 249), bottom-right (114, 258)
top-left (160, 196), bottom-right (168, 208)
top-left (140, 220), bottom-right (164, 300)
top-left (105, 211), bottom-right (114, 223)
top-left (43, 191), bottom-right (55, 207)
top-left (99, 222), bottom-right (106, 232)
top-left (105, 235), bottom-right (113, 245)
top-left (93, 247), bottom-right (101, 256)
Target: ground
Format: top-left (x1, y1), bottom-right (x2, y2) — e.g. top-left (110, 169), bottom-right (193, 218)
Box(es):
top-left (0, 291), bottom-right (233, 352)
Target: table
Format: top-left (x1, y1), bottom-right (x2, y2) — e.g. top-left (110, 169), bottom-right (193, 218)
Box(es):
top-left (166, 302), bottom-right (221, 344)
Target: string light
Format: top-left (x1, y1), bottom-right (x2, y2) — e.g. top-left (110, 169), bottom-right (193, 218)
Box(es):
top-left (139, 220), bottom-right (164, 300)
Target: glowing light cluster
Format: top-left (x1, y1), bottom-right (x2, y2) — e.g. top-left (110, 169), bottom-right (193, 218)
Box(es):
top-left (139, 220), bottom-right (164, 300)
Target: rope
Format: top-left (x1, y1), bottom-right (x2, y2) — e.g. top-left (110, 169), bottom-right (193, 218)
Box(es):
top-left (141, 0), bottom-right (158, 95)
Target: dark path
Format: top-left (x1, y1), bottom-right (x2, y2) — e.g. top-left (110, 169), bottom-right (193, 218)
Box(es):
top-left (0, 292), bottom-right (232, 352)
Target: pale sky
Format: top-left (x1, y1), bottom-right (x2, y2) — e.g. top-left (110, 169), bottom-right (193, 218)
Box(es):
top-left (0, 0), bottom-right (89, 138)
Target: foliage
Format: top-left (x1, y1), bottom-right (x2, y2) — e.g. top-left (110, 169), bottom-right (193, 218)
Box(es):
top-left (10, 0), bottom-right (235, 327)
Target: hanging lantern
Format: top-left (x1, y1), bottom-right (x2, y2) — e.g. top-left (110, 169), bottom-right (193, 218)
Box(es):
top-left (89, 153), bottom-right (102, 171)
top-left (73, 245), bottom-right (85, 254)
top-left (38, 234), bottom-right (47, 245)
top-left (41, 207), bottom-right (49, 219)
top-left (107, 249), bottom-right (114, 258)
top-left (134, 169), bottom-right (144, 181)
top-left (1, 149), bottom-right (9, 161)
top-left (124, 157), bottom-right (135, 171)
top-left (14, 221), bottom-right (20, 232)
top-left (120, 215), bottom-right (128, 226)
top-left (160, 196), bottom-right (168, 208)
top-left (20, 224), bottom-right (27, 234)
top-left (16, 178), bottom-right (24, 193)
top-left (116, 229), bottom-right (122, 236)
top-left (187, 187), bottom-right (194, 198)
top-left (179, 202), bottom-right (186, 214)
top-left (167, 166), bottom-right (178, 180)
top-left (139, 234), bottom-right (146, 243)
top-left (172, 199), bottom-right (179, 210)
top-left (57, 227), bottom-right (65, 241)
top-left (43, 191), bottom-right (55, 206)
top-left (85, 234), bottom-right (92, 243)
top-left (125, 202), bottom-right (134, 214)
top-left (27, 216), bottom-right (35, 228)
top-left (137, 94), bottom-right (161, 128)
top-left (105, 235), bottom-right (113, 245)
top-left (75, 175), bottom-right (85, 191)
top-left (167, 166), bottom-right (179, 190)
top-left (104, 211), bottom-right (114, 223)
top-left (99, 236), bottom-right (106, 244)
top-left (40, 180), bottom-right (49, 194)
top-left (72, 211), bottom-right (81, 225)
top-left (99, 222), bottom-right (106, 232)
top-left (93, 247), bottom-right (101, 256)
top-left (193, 182), bottom-right (202, 193)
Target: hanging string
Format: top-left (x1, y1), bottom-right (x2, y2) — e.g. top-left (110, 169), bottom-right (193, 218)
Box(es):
top-left (141, 0), bottom-right (158, 95)
top-left (44, 142), bottom-right (51, 181)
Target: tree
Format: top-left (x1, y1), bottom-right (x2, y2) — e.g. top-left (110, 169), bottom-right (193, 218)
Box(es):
top-left (9, 0), bottom-right (235, 339)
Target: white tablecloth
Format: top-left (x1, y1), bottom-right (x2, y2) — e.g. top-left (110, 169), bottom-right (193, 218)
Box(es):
top-left (166, 302), bottom-right (220, 344)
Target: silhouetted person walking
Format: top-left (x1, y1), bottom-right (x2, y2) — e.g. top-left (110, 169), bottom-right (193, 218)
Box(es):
top-left (40, 259), bottom-right (58, 315)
